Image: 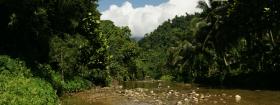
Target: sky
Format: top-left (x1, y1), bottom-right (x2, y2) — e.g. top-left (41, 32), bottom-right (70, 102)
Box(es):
top-left (98, 0), bottom-right (202, 38)
top-left (98, 0), bottom-right (168, 11)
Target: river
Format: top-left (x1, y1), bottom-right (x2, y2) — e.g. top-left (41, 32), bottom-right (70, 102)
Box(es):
top-left (61, 81), bottom-right (280, 105)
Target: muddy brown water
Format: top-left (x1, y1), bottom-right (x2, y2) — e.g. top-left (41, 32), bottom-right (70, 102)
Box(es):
top-left (61, 81), bottom-right (280, 105)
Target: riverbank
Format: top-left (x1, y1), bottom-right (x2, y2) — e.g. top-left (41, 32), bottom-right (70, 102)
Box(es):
top-left (61, 81), bottom-right (280, 105)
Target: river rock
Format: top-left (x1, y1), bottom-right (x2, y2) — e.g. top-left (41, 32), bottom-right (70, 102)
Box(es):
top-left (133, 99), bottom-right (139, 102)
top-left (158, 83), bottom-right (162, 88)
top-left (135, 92), bottom-right (140, 95)
top-left (235, 95), bottom-right (241, 102)
top-left (193, 97), bottom-right (199, 103)
top-left (213, 101), bottom-right (218, 104)
top-left (184, 98), bottom-right (190, 104)
top-left (150, 90), bottom-right (154, 94)
top-left (174, 91), bottom-right (179, 96)
top-left (200, 94), bottom-right (205, 99)
top-left (125, 90), bottom-right (133, 96)
top-left (195, 93), bottom-right (200, 97)
top-left (136, 88), bottom-right (143, 92)
top-left (155, 99), bottom-right (163, 105)
top-left (177, 101), bottom-right (183, 105)
top-left (168, 91), bottom-right (172, 95)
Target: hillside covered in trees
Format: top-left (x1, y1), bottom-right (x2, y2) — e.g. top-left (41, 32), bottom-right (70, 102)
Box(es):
top-left (0, 0), bottom-right (280, 104)
top-left (140, 0), bottom-right (280, 88)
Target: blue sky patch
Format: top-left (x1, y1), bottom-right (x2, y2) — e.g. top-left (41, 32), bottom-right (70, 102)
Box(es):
top-left (98, 0), bottom-right (168, 11)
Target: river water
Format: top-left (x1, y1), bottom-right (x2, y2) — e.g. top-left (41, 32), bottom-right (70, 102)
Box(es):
top-left (61, 81), bottom-right (280, 105)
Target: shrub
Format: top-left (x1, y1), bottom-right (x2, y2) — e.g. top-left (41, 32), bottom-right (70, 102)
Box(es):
top-left (0, 55), bottom-right (59, 105)
top-left (160, 75), bottom-right (174, 82)
top-left (0, 55), bottom-right (32, 77)
top-left (0, 75), bottom-right (59, 105)
top-left (62, 77), bottom-right (92, 92)
top-left (38, 64), bottom-right (111, 94)
top-left (37, 64), bottom-right (64, 95)
top-left (38, 64), bottom-right (93, 93)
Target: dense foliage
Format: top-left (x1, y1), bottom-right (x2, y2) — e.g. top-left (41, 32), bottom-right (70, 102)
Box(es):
top-left (100, 20), bottom-right (142, 81)
top-left (139, 0), bottom-right (280, 89)
top-left (0, 0), bottom-right (111, 104)
top-left (138, 14), bottom-right (199, 79)
top-left (0, 56), bottom-right (58, 105)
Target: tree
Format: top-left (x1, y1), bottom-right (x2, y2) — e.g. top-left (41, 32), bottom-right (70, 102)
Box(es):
top-left (100, 20), bottom-right (141, 81)
top-left (0, 0), bottom-right (112, 92)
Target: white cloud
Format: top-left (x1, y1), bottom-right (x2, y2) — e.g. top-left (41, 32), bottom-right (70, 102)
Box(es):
top-left (101, 0), bottom-right (202, 38)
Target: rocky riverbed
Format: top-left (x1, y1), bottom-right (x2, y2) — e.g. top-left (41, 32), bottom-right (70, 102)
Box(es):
top-left (62, 81), bottom-right (280, 105)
